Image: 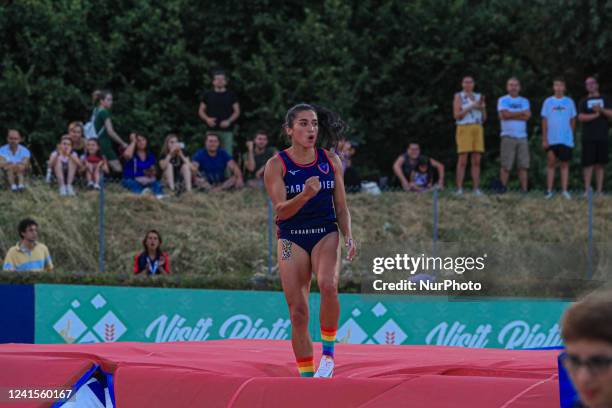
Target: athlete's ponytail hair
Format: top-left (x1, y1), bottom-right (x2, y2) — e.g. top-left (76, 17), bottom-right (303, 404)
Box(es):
top-left (283, 103), bottom-right (348, 150)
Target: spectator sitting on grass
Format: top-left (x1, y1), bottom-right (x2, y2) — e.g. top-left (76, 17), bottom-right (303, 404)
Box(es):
top-left (0, 129), bottom-right (30, 192)
top-left (2, 218), bottom-right (53, 272)
top-left (122, 132), bottom-right (164, 199)
top-left (193, 133), bottom-right (243, 192)
top-left (133, 230), bottom-right (170, 275)
top-left (338, 139), bottom-right (361, 192)
top-left (80, 138), bottom-right (109, 190)
top-left (393, 142), bottom-right (444, 191)
top-left (561, 289), bottom-right (612, 408)
top-left (53, 135), bottom-right (81, 196)
top-left (159, 133), bottom-right (192, 194)
top-left (67, 121), bottom-right (85, 153)
top-left (46, 122), bottom-right (85, 183)
top-left (243, 130), bottom-right (276, 189)
top-left (335, 137), bottom-right (351, 172)
top-left (408, 155), bottom-right (434, 192)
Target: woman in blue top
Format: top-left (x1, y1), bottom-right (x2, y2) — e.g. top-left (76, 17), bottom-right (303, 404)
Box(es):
top-left (264, 104), bottom-right (356, 378)
top-left (121, 132), bottom-right (164, 198)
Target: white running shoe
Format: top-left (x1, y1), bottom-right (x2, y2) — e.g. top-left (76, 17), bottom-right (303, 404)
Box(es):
top-left (455, 188), bottom-right (464, 196)
top-left (473, 188), bottom-right (483, 197)
top-left (314, 355), bottom-right (334, 378)
top-left (561, 191), bottom-right (571, 200)
top-left (544, 191), bottom-right (554, 200)
top-left (59, 185), bottom-right (67, 196)
top-left (66, 185), bottom-right (76, 196)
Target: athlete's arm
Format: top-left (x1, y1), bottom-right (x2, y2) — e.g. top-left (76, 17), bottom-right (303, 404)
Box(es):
top-left (330, 153), bottom-right (356, 261)
top-left (264, 155), bottom-right (318, 221)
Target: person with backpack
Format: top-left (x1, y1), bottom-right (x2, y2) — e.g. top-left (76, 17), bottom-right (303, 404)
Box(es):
top-left (86, 89), bottom-right (128, 173)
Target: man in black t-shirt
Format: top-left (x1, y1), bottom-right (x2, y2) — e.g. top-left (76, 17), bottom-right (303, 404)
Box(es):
top-left (198, 70), bottom-right (241, 156)
top-left (578, 76), bottom-right (612, 194)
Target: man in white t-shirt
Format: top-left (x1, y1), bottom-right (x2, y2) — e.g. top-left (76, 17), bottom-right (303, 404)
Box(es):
top-left (0, 129), bottom-right (31, 192)
top-left (497, 77), bottom-right (531, 192)
top-left (541, 78), bottom-right (577, 199)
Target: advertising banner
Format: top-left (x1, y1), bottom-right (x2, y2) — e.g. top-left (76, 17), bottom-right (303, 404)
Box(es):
top-left (35, 284), bottom-right (570, 349)
top-left (0, 284), bottom-right (34, 343)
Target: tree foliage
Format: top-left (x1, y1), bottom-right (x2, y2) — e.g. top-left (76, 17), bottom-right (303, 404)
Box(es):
top-left (1, 0), bottom-right (611, 187)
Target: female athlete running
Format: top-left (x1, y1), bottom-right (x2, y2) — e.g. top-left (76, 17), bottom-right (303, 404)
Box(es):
top-left (264, 103), bottom-right (357, 378)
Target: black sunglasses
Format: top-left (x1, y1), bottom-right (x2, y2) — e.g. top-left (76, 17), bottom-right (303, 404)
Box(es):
top-left (561, 352), bottom-right (612, 376)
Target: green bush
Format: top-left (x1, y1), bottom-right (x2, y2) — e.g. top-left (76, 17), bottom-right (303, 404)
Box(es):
top-left (1, 0), bottom-right (611, 189)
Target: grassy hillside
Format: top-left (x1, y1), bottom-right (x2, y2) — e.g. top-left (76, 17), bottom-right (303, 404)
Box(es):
top-left (0, 181), bottom-right (610, 296)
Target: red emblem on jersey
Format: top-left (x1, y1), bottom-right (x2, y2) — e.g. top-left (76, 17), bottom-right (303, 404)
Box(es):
top-left (318, 163), bottom-right (330, 174)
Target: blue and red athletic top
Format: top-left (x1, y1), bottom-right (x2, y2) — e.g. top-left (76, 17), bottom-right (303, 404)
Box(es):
top-left (276, 148), bottom-right (337, 232)
top-left (133, 251), bottom-right (171, 275)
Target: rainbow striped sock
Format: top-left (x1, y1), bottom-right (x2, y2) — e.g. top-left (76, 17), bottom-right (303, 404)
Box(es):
top-left (296, 356), bottom-right (315, 377)
top-left (321, 326), bottom-right (337, 358)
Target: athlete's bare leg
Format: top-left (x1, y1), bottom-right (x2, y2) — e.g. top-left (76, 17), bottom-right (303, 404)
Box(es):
top-left (278, 239), bottom-right (313, 359)
top-left (311, 232), bottom-right (340, 334)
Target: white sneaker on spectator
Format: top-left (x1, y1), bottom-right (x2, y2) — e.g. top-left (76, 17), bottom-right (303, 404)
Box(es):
top-left (455, 188), bottom-right (464, 196)
top-left (93, 183), bottom-right (101, 190)
top-left (155, 194), bottom-right (165, 200)
top-left (45, 169), bottom-right (52, 183)
top-left (562, 191), bottom-right (571, 200)
top-left (544, 191), bottom-right (554, 200)
top-left (59, 185), bottom-right (67, 196)
top-left (87, 181), bottom-right (95, 189)
top-left (10, 184), bottom-right (18, 192)
top-left (313, 355), bottom-right (334, 378)
top-left (17, 184), bottom-right (25, 191)
top-left (473, 188), bottom-right (483, 197)
top-left (66, 185), bottom-right (76, 196)
top-left (141, 187), bottom-right (152, 195)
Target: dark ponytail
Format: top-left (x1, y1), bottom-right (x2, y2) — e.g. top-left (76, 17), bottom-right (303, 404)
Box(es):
top-left (283, 103), bottom-right (348, 150)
